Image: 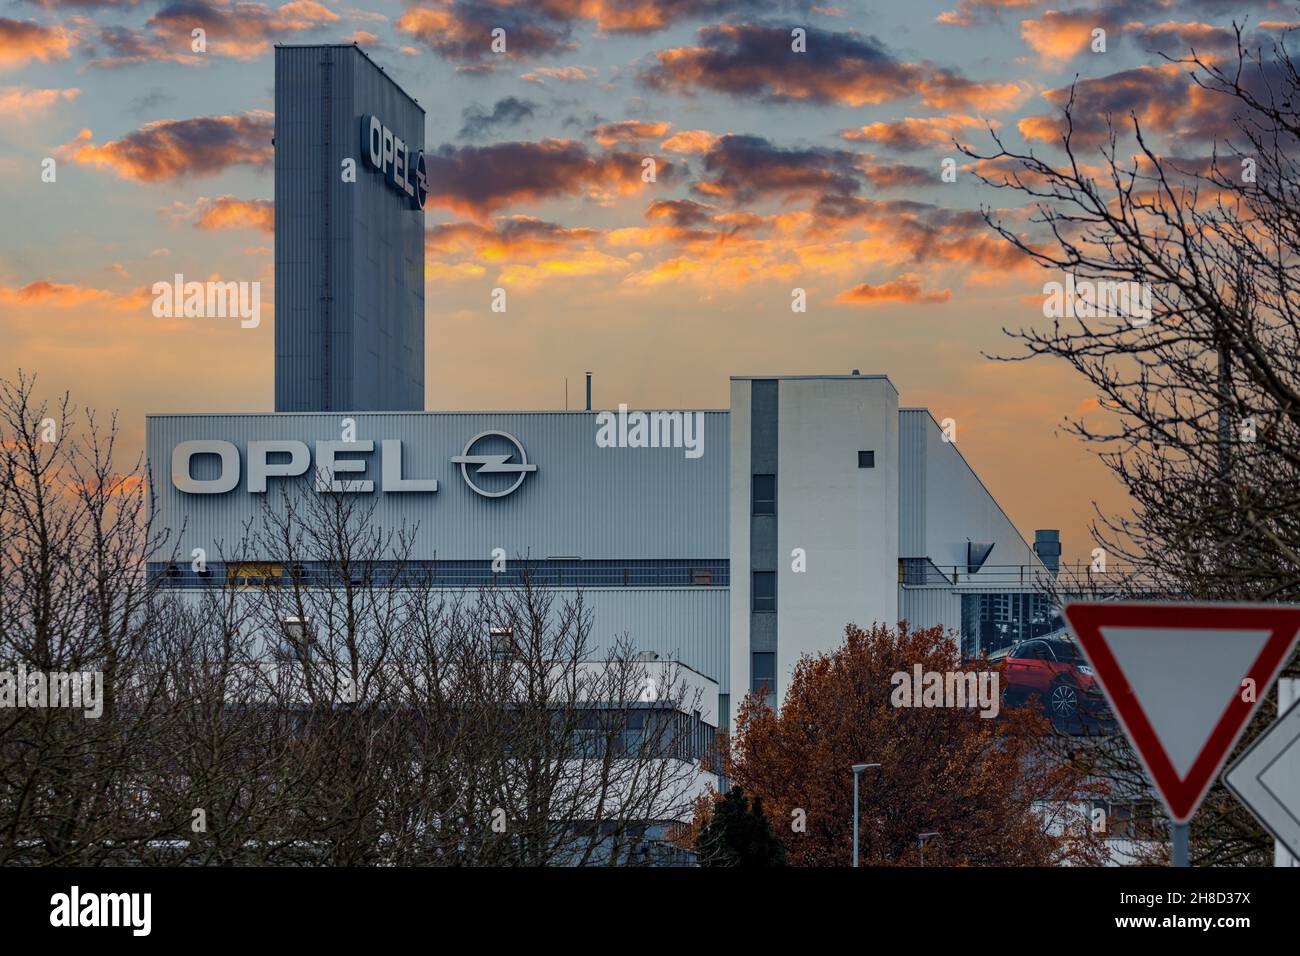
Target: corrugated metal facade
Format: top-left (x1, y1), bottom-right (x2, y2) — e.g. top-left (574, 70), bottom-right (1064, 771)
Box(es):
top-left (898, 408), bottom-right (929, 556)
top-left (170, 585), bottom-right (730, 692)
top-left (898, 586), bottom-right (962, 637)
top-left (149, 398), bottom-right (1046, 693)
top-left (576, 588), bottom-right (730, 693)
top-left (274, 45), bottom-right (425, 412)
top-left (148, 410), bottom-right (729, 562)
top-left (149, 409), bottom-right (731, 688)
top-left (897, 407), bottom-right (1039, 571)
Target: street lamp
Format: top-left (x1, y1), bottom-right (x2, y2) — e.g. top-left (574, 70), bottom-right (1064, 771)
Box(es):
top-left (852, 762), bottom-right (881, 867)
top-left (917, 831), bottom-right (939, 866)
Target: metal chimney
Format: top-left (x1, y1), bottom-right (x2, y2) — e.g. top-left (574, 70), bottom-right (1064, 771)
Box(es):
top-left (1033, 530), bottom-right (1061, 574)
top-left (585, 371), bottom-right (592, 411)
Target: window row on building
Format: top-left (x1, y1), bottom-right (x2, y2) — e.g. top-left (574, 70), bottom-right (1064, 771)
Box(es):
top-left (149, 559), bottom-right (730, 590)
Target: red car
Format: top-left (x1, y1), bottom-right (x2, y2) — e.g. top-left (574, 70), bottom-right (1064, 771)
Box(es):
top-left (997, 638), bottom-right (1110, 722)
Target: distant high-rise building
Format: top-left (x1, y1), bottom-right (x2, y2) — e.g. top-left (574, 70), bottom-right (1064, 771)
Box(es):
top-left (274, 44), bottom-right (426, 412)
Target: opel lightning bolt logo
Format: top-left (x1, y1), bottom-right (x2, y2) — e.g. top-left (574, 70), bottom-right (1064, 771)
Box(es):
top-left (451, 431), bottom-right (537, 498)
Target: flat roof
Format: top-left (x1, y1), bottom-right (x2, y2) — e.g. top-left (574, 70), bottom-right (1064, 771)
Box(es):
top-left (147, 409), bottom-right (731, 419)
top-left (730, 373), bottom-right (899, 394)
top-left (274, 43), bottom-right (426, 114)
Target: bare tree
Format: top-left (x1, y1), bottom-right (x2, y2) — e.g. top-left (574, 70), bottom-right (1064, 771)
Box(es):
top-left (960, 25), bottom-right (1300, 863)
top-left (2, 382), bottom-right (711, 866)
top-left (0, 372), bottom-right (176, 863)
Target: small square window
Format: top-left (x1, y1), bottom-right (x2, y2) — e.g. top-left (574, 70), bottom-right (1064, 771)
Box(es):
top-left (752, 571), bottom-right (776, 612)
top-left (858, 450), bottom-right (875, 468)
top-left (752, 652), bottom-right (775, 694)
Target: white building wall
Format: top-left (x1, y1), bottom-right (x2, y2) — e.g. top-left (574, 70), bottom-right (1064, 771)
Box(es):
top-left (776, 378), bottom-right (899, 703)
top-left (730, 376), bottom-right (900, 726)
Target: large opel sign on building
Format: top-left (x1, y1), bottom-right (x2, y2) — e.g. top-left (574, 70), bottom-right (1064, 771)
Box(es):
top-left (170, 432), bottom-right (535, 497)
top-left (361, 114), bottom-right (427, 210)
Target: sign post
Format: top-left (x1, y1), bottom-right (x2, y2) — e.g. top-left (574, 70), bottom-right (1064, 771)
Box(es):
top-left (1062, 602), bottom-right (1300, 866)
top-left (1223, 681), bottom-right (1300, 864)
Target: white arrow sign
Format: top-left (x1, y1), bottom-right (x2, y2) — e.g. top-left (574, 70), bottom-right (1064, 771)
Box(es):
top-left (1224, 697), bottom-right (1300, 857)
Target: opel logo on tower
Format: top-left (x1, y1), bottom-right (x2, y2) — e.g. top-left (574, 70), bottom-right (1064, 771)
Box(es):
top-left (451, 431), bottom-right (537, 498)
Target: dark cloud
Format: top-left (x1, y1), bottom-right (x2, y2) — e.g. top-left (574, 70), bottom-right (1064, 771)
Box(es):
top-left (689, 134), bottom-right (927, 204)
top-left (693, 134), bottom-right (863, 202)
top-left (86, 0), bottom-right (337, 67)
top-left (459, 97), bottom-right (538, 140)
top-left (56, 112), bottom-right (274, 182)
top-left (641, 23), bottom-right (918, 106)
top-left (639, 22), bottom-right (1026, 111)
top-left (128, 87), bottom-right (174, 116)
top-left (85, 25), bottom-right (189, 69)
top-left (424, 138), bottom-right (681, 217)
top-left (1018, 63), bottom-right (1259, 145)
top-left (644, 198), bottom-right (715, 228)
top-left (396, 3), bottom-right (575, 63)
top-left (399, 0), bottom-right (785, 56)
top-left (21, 0), bottom-right (137, 6)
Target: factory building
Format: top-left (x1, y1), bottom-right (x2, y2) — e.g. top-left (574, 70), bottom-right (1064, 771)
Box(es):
top-left (148, 44), bottom-right (1062, 735)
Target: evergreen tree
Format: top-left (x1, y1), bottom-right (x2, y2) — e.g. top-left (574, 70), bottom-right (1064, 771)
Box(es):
top-left (694, 786), bottom-right (786, 867)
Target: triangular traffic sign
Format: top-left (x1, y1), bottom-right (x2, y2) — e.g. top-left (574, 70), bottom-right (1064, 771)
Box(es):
top-left (1063, 602), bottom-right (1300, 823)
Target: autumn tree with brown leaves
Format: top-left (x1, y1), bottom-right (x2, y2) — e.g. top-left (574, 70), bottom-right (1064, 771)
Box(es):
top-left (705, 623), bottom-right (1106, 866)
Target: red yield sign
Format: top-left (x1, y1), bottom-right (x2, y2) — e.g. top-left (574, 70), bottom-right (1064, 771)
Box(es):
top-left (1062, 601), bottom-right (1300, 824)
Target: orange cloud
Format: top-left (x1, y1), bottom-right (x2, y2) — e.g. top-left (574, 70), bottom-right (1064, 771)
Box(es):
top-left (938, 0), bottom-right (1039, 27)
top-left (1020, 10), bottom-right (1115, 68)
top-left (520, 65), bottom-right (596, 84)
top-left (426, 216), bottom-right (600, 262)
top-left (835, 273), bottom-right (952, 305)
top-left (590, 120), bottom-right (672, 147)
top-left (498, 249), bottom-right (630, 287)
top-left (424, 216), bottom-right (622, 288)
top-left (916, 73), bottom-right (1031, 112)
top-left (56, 112), bottom-right (274, 183)
top-left (623, 252), bottom-right (799, 290)
top-left (0, 85), bottom-right (79, 118)
top-left (0, 18), bottom-right (76, 69)
top-left (0, 279), bottom-right (146, 312)
top-left (660, 129), bottom-right (720, 154)
top-left (190, 196), bottom-right (275, 233)
top-left (841, 115), bottom-right (989, 150)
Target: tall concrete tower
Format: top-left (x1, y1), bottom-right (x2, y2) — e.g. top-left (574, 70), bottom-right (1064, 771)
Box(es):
top-left (274, 44), bottom-right (426, 412)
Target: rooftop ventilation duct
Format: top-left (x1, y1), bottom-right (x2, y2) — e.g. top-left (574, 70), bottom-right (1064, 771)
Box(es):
top-left (1033, 529), bottom-right (1061, 574)
top-left (966, 540), bottom-right (995, 574)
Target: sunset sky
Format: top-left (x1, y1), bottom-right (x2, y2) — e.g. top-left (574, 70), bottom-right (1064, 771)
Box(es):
top-left (1, 0), bottom-right (1290, 561)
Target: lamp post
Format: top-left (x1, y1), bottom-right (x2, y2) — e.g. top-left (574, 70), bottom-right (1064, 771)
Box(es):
top-left (918, 832), bottom-right (939, 866)
top-left (852, 763), bottom-right (881, 867)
